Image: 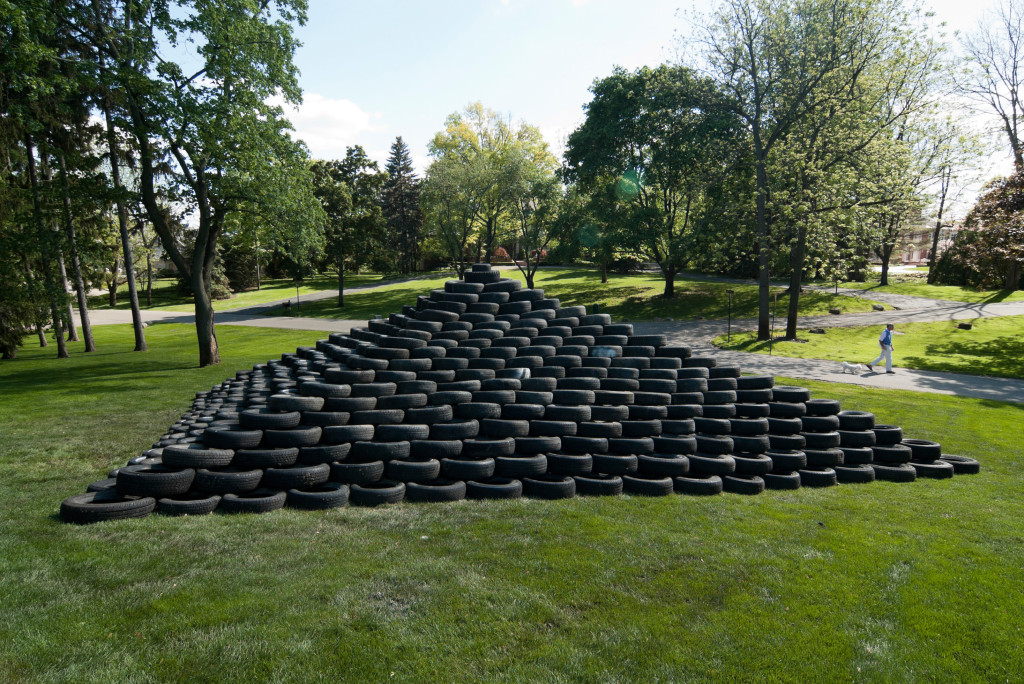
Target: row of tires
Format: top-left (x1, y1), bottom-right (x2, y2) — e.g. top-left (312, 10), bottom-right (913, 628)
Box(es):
top-left (63, 452), bottom-right (981, 524)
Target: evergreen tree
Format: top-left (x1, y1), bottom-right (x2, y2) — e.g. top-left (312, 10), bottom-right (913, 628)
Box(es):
top-left (383, 136), bottom-right (423, 274)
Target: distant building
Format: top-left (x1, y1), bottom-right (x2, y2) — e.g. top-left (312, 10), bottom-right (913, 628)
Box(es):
top-left (888, 224), bottom-right (959, 265)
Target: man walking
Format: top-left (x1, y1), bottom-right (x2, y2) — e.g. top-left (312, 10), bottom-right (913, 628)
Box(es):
top-left (867, 323), bottom-right (896, 374)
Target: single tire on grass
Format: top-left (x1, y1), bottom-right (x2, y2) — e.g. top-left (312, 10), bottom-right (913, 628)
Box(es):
top-left (157, 492), bottom-right (221, 516)
top-left (723, 474), bottom-right (765, 495)
top-left (621, 474), bottom-right (674, 496)
top-left (673, 473), bottom-right (723, 496)
top-left (762, 471), bottom-right (801, 490)
top-left (911, 460), bottom-right (955, 479)
top-left (522, 474), bottom-right (577, 499)
top-left (835, 464), bottom-right (876, 484)
top-left (466, 477), bottom-right (523, 500)
top-left (349, 479), bottom-right (406, 506)
top-left (60, 491), bottom-right (156, 524)
top-left (939, 454), bottom-right (980, 475)
top-left (220, 489), bottom-right (287, 514)
top-left (405, 479), bottom-right (467, 503)
top-left (286, 483), bottom-right (350, 510)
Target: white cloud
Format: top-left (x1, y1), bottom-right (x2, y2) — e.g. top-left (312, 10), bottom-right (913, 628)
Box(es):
top-left (272, 92), bottom-right (387, 160)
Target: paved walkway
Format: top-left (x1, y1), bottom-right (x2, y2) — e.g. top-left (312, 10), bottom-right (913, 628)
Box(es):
top-left (73, 280), bottom-right (1024, 404)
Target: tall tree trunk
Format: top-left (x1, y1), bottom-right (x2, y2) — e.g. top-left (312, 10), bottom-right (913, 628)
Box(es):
top-left (23, 132), bottom-right (68, 358)
top-left (786, 225), bottom-right (807, 339)
top-left (1006, 261), bottom-right (1022, 291)
top-left (22, 254), bottom-right (48, 348)
top-left (146, 252), bottom-right (153, 307)
top-left (104, 104), bottom-right (147, 352)
top-left (193, 267), bottom-right (219, 366)
top-left (109, 251), bottom-right (119, 307)
top-left (926, 169), bottom-right (949, 284)
top-left (600, 256), bottom-right (608, 284)
top-left (57, 251), bottom-right (79, 342)
top-left (754, 153), bottom-right (772, 340)
top-left (337, 263), bottom-right (345, 307)
top-left (879, 244), bottom-right (893, 286)
top-left (59, 151), bottom-right (95, 352)
top-left (662, 265), bottom-right (676, 298)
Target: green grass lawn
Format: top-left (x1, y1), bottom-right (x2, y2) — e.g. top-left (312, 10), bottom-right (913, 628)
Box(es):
top-left (714, 315), bottom-right (1024, 379)
top-left (89, 273), bottom-right (396, 313)
top-left (277, 267), bottom-right (883, 322)
top-left (2, 324), bottom-right (1023, 680)
top-left (836, 274), bottom-right (1024, 304)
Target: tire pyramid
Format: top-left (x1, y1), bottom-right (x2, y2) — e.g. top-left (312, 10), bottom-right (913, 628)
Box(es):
top-left (60, 264), bottom-right (980, 523)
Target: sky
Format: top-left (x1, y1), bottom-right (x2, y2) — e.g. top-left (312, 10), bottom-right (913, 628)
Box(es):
top-left (284, 0), bottom-right (1011, 202)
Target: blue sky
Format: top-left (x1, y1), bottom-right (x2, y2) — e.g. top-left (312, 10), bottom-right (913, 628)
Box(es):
top-left (283, 0), bottom-right (1006, 190)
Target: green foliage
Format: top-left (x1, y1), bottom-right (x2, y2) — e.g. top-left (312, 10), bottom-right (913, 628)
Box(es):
top-left (383, 136), bottom-right (424, 275)
top-left (959, 170), bottom-right (1024, 290)
top-left (564, 65), bottom-right (742, 295)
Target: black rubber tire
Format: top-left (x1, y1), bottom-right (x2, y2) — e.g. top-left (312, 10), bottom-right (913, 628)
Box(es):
top-left (409, 440), bottom-right (463, 459)
top-left (872, 444), bottom-right (913, 464)
top-left (545, 452), bottom-right (593, 476)
top-left (385, 457), bottom-right (442, 483)
top-left (804, 448), bottom-right (844, 468)
top-left (561, 436), bottom-right (609, 455)
top-left (763, 471), bottom-right (801, 490)
top-left (577, 422), bottom-right (623, 438)
top-left (731, 435), bottom-right (771, 453)
top-left (301, 411), bottom-right (351, 427)
top-left (456, 402), bottom-right (503, 420)
top-left (515, 436), bottom-right (562, 455)
top-left (733, 402), bottom-right (771, 418)
top-left (156, 492), bottom-right (221, 516)
top-left (322, 424), bottom-right (375, 444)
top-left (729, 418), bottom-right (769, 436)
top-left (620, 420), bottom-right (662, 437)
top-left (466, 477), bottom-right (523, 500)
top-left (768, 402), bottom-right (806, 418)
top-left (723, 474), bottom-right (765, 495)
top-left (261, 426), bottom-right (323, 448)
top-left (688, 453), bottom-right (736, 475)
top-left (162, 444), bottom-right (234, 469)
top-left (622, 474), bottom-right (674, 496)
top-left (494, 454), bottom-right (548, 478)
top-left (872, 463), bottom-right (917, 482)
top-left (839, 430), bottom-right (876, 448)
top-left (804, 398), bottom-right (841, 416)
top-left (939, 455), bottom-right (981, 475)
top-left (404, 478), bottom-right (467, 502)
top-left (768, 434), bottom-right (805, 451)
top-left (637, 453), bottom-right (689, 477)
top-left (695, 418), bottom-right (731, 434)
top-left (590, 453), bottom-right (638, 475)
top-left (440, 457), bottom-right (495, 480)
top-left (329, 460), bottom-right (384, 485)
top-left (462, 438), bottom-right (516, 458)
top-left (351, 409), bottom-right (405, 426)
top-left (768, 417), bottom-right (803, 435)
top-left (607, 437), bottom-right (655, 455)
top-left (429, 420), bottom-right (480, 440)
top-left (695, 435), bottom-right (733, 455)
top-left (772, 386), bottom-right (811, 402)
top-left (202, 427), bottom-right (263, 449)
top-left (801, 415), bottom-right (840, 433)
top-left (87, 478), bottom-right (118, 493)
top-left (766, 449), bottom-right (806, 471)
top-left (298, 443), bottom-right (351, 464)
top-left (732, 453), bottom-right (774, 476)
top-left (570, 474), bottom-right (621, 496)
top-left (269, 393), bottom-right (327, 412)
top-left (262, 463), bottom-right (330, 490)
top-left (522, 474), bottom-right (576, 499)
top-left (873, 424), bottom-right (904, 445)
top-left (194, 467), bottom-right (263, 494)
top-left (405, 405), bottom-right (455, 424)
top-left (352, 440), bottom-right (411, 462)
top-left (116, 464), bottom-right (195, 497)
top-left (286, 482), bottom-right (350, 510)
top-left (545, 404), bottom-right (591, 421)
top-left (838, 410), bottom-right (875, 431)
top-left (234, 447), bottom-right (299, 469)
top-left (911, 460), bottom-right (955, 479)
top-left (220, 489), bottom-right (287, 514)
top-left (835, 464), bottom-right (876, 484)
top-left (60, 491), bottom-right (156, 524)
top-left (798, 467), bottom-right (838, 487)
top-left (590, 405), bottom-right (629, 422)
top-left (375, 424), bottom-right (431, 442)
top-left (903, 439), bottom-right (942, 462)
top-left (502, 403), bottom-right (546, 420)
top-left (673, 473), bottom-right (723, 496)
top-left (839, 446), bottom-right (874, 466)
top-left (349, 479), bottom-right (406, 506)
top-left (239, 408), bottom-right (301, 430)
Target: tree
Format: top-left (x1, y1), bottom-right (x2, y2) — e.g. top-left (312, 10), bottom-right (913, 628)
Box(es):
top-left (310, 147), bottom-right (386, 307)
top-left (509, 170), bottom-right (562, 289)
top-left (428, 102), bottom-right (558, 263)
top-left (961, 169), bottom-right (1024, 289)
top-left (565, 65), bottom-right (740, 297)
top-left (698, 0), bottom-right (939, 339)
top-left (960, 0), bottom-right (1024, 169)
top-left (421, 154), bottom-right (482, 278)
top-left (83, 0), bottom-right (323, 366)
top-left (383, 137), bottom-right (423, 275)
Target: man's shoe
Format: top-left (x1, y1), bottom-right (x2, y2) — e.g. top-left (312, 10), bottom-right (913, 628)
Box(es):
top-left (866, 364), bottom-right (873, 371)
top-left (886, 371), bottom-right (895, 374)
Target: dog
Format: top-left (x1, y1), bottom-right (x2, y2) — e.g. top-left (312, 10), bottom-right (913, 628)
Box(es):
top-left (841, 361), bottom-right (867, 374)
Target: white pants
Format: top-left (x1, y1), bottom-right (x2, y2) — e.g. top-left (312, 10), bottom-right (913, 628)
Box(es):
top-left (870, 345), bottom-right (893, 372)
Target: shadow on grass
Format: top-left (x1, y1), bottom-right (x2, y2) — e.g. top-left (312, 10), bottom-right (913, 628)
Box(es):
top-left (903, 335), bottom-right (1024, 380)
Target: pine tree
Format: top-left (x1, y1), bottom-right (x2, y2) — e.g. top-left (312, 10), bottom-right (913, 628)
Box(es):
top-left (383, 137), bottom-right (423, 274)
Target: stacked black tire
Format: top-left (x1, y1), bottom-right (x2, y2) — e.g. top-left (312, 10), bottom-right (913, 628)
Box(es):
top-left (60, 263), bottom-right (980, 523)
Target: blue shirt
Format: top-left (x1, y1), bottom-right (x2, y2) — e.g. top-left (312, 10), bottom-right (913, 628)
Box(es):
top-left (879, 328), bottom-right (892, 347)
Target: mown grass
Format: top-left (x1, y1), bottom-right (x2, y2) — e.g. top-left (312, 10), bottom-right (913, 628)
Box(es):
top-left (88, 273), bottom-right (396, 313)
top-left (2, 324), bottom-right (1023, 681)
top-left (836, 274), bottom-right (1024, 304)
top-left (278, 268), bottom-right (882, 322)
top-left (714, 315), bottom-right (1024, 380)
